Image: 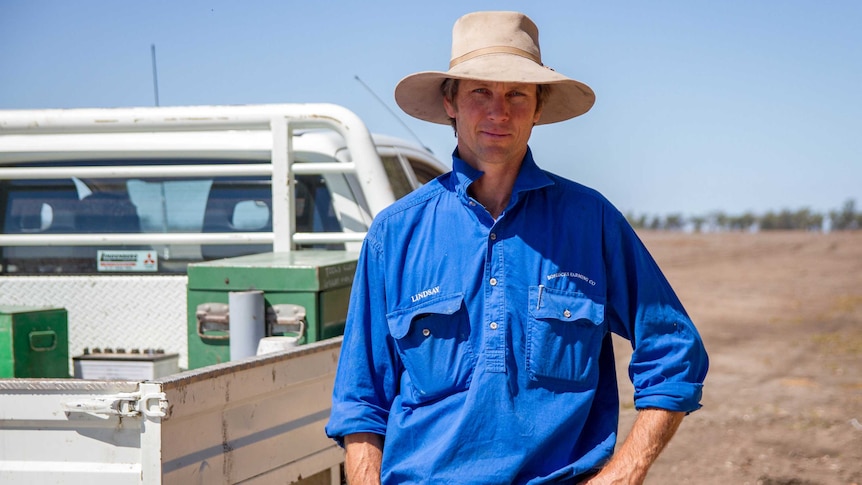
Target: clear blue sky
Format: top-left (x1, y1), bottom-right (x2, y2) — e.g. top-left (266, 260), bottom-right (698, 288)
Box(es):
top-left (2, 0), bottom-right (860, 217)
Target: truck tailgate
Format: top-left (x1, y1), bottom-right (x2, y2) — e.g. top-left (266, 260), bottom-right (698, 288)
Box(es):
top-left (0, 337), bottom-right (343, 484)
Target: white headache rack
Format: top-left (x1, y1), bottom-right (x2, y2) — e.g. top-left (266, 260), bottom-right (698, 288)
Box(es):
top-left (0, 103), bottom-right (394, 252)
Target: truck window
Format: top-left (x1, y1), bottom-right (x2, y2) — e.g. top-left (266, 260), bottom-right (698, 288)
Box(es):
top-left (379, 155), bottom-right (414, 199)
top-left (0, 160), bottom-right (346, 275)
top-left (380, 152), bottom-right (448, 197)
top-left (408, 157), bottom-right (446, 185)
top-left (127, 179), bottom-right (212, 233)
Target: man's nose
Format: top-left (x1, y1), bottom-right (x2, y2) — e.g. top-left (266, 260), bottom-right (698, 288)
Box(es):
top-left (487, 96), bottom-right (509, 120)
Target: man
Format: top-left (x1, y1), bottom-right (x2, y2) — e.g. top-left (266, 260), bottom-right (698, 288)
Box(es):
top-left (326, 11), bottom-right (708, 484)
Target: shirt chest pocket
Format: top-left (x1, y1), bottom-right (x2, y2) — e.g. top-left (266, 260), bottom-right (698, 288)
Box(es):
top-left (387, 293), bottom-right (476, 404)
top-left (526, 286), bottom-right (606, 390)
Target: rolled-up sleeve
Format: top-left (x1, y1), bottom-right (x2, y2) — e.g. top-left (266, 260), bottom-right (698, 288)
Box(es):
top-left (604, 211), bottom-right (709, 413)
top-left (325, 233), bottom-right (401, 445)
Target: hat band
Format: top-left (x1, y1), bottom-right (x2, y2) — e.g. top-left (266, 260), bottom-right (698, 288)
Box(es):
top-left (449, 46), bottom-right (542, 69)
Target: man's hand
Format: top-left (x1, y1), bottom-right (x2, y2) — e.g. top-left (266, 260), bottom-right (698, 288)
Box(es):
top-left (583, 408), bottom-right (685, 485)
top-left (344, 432), bottom-right (384, 485)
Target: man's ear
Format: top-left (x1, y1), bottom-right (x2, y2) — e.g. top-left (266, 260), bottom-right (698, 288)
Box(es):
top-left (443, 96), bottom-right (457, 119)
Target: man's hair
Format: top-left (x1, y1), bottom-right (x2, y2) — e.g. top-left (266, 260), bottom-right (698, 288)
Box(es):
top-left (440, 78), bottom-right (551, 134)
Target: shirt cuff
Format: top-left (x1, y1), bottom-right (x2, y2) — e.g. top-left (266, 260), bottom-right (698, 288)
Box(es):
top-left (633, 381), bottom-right (704, 413)
top-left (325, 402), bottom-right (389, 447)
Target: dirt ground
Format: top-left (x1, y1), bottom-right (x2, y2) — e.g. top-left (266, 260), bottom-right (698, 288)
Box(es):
top-left (615, 231), bottom-right (862, 485)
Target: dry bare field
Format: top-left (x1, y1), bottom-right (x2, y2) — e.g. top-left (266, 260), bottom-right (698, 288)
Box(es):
top-left (615, 231), bottom-right (862, 485)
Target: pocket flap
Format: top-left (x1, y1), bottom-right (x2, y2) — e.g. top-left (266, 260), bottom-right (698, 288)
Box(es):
top-left (529, 286), bottom-right (604, 324)
top-left (387, 293), bottom-right (465, 339)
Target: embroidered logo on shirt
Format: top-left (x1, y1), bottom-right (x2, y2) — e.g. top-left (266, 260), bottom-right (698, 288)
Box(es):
top-left (547, 271), bottom-right (596, 286)
top-left (411, 286), bottom-right (441, 303)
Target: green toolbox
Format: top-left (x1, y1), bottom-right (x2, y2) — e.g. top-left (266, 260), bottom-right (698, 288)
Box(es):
top-left (186, 250), bottom-right (357, 369)
top-left (0, 306), bottom-right (70, 378)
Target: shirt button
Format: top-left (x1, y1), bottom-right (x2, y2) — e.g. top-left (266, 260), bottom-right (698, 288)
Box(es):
top-left (563, 309), bottom-right (572, 318)
top-left (489, 277), bottom-right (498, 286)
top-left (469, 201), bottom-right (476, 206)
top-left (422, 328), bottom-right (431, 337)
top-left (489, 322), bottom-right (498, 330)
top-left (490, 233), bottom-right (497, 240)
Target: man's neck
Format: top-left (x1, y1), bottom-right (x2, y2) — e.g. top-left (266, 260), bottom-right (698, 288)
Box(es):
top-left (467, 161), bottom-right (521, 219)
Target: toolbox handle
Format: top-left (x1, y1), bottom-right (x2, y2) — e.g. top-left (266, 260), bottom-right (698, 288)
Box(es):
top-left (266, 304), bottom-right (307, 339)
top-left (196, 303), bottom-right (231, 340)
top-left (29, 330), bottom-right (58, 351)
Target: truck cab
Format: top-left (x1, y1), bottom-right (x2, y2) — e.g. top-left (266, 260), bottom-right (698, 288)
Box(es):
top-left (1, 124), bottom-right (446, 275)
top-left (0, 104), bottom-right (448, 369)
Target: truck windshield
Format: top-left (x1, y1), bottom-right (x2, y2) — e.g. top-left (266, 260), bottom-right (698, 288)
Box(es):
top-left (0, 160), bottom-right (345, 275)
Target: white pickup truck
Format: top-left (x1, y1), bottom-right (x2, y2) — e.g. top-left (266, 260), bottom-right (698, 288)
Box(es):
top-left (0, 104), bottom-right (447, 484)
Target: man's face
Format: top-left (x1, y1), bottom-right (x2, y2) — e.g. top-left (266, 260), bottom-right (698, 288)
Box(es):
top-left (443, 79), bottom-right (542, 169)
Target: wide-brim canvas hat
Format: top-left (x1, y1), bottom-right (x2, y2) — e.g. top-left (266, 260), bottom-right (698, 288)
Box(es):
top-left (395, 11), bottom-right (595, 125)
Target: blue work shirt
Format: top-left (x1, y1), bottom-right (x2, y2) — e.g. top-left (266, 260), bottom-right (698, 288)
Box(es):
top-left (326, 149), bottom-right (708, 484)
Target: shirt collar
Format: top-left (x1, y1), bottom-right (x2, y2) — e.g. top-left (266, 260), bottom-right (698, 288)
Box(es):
top-left (450, 147), bottom-right (554, 202)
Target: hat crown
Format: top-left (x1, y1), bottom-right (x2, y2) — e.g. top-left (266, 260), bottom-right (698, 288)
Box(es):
top-left (450, 11), bottom-right (542, 68)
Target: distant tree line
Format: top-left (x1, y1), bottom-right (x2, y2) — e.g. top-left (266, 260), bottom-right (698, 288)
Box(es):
top-left (627, 199), bottom-right (861, 232)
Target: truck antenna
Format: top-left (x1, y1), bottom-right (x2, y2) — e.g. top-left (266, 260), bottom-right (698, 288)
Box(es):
top-left (151, 44), bottom-right (161, 107)
top-left (354, 75), bottom-right (430, 152)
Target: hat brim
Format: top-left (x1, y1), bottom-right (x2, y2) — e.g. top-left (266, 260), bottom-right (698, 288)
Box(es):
top-left (395, 54), bottom-right (595, 125)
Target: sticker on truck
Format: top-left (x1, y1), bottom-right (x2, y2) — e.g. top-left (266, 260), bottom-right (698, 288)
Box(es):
top-left (97, 250), bottom-right (158, 272)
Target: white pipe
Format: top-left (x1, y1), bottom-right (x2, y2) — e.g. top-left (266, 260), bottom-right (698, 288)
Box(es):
top-left (0, 164), bottom-right (272, 179)
top-left (293, 232), bottom-right (366, 244)
top-left (0, 231), bottom-right (365, 246)
top-left (1, 104), bottom-right (351, 133)
top-left (229, 290), bottom-right (265, 361)
top-left (270, 117), bottom-right (294, 253)
top-left (0, 162), bottom-right (358, 179)
top-left (0, 233), bottom-right (273, 246)
top-left (292, 162), bottom-right (357, 174)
